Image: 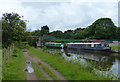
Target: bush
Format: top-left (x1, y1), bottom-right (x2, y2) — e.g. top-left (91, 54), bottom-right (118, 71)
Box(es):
top-left (42, 46), bottom-right (46, 51)
top-left (14, 41), bottom-right (22, 49)
top-left (24, 44), bottom-right (30, 49)
top-left (14, 41), bottom-right (30, 49)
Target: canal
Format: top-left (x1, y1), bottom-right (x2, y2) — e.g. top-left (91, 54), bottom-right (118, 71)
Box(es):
top-left (46, 48), bottom-right (120, 80)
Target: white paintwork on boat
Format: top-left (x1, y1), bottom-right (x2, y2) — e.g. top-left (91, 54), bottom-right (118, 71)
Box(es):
top-left (67, 43), bottom-right (101, 45)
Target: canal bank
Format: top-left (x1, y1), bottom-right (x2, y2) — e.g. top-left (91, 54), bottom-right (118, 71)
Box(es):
top-left (110, 46), bottom-right (120, 53)
top-left (45, 47), bottom-right (120, 80)
top-left (109, 41), bottom-right (120, 53)
top-left (28, 47), bottom-right (115, 80)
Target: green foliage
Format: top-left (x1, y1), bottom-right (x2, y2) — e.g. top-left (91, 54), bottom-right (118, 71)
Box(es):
top-left (31, 30), bottom-right (41, 36)
top-left (43, 18), bottom-right (118, 40)
top-left (14, 41), bottom-right (30, 49)
top-left (63, 30), bottom-right (74, 39)
top-left (74, 28), bottom-right (89, 39)
top-left (22, 31), bottom-right (37, 47)
top-left (14, 41), bottom-right (23, 48)
top-left (41, 25), bottom-right (49, 36)
top-left (49, 30), bottom-right (63, 38)
top-left (87, 18), bottom-right (117, 39)
top-left (116, 27), bottom-right (120, 39)
top-left (24, 44), bottom-right (30, 49)
top-left (2, 13), bottom-right (26, 48)
top-left (94, 26), bottom-right (105, 39)
top-left (2, 48), bottom-right (26, 80)
top-left (42, 46), bottom-right (47, 51)
top-left (74, 28), bottom-right (83, 34)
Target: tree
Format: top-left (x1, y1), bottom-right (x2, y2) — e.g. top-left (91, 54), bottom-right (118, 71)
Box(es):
top-left (22, 31), bottom-right (37, 47)
top-left (87, 18), bottom-right (117, 39)
top-left (50, 30), bottom-right (63, 38)
top-left (74, 28), bottom-right (89, 39)
top-left (63, 30), bottom-right (74, 39)
top-left (116, 27), bottom-right (120, 39)
top-left (2, 13), bottom-right (26, 48)
top-left (94, 26), bottom-right (105, 39)
top-left (31, 30), bottom-right (41, 36)
top-left (41, 25), bottom-right (49, 36)
top-left (74, 27), bottom-right (85, 34)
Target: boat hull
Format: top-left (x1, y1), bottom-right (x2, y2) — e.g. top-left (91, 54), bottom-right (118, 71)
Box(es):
top-left (45, 46), bottom-right (67, 49)
top-left (68, 47), bottom-right (111, 51)
top-left (45, 46), bottom-right (62, 49)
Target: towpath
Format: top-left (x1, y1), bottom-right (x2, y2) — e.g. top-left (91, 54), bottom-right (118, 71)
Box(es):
top-left (23, 48), bottom-right (66, 80)
top-left (23, 49), bottom-right (39, 80)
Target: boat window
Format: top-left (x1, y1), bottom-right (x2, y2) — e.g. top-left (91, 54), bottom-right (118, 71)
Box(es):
top-left (88, 44), bottom-right (91, 47)
top-left (81, 44), bottom-right (83, 47)
top-left (85, 44), bottom-right (88, 47)
top-left (101, 44), bottom-right (104, 47)
top-left (96, 44), bottom-right (98, 47)
top-left (91, 44), bottom-right (94, 47)
top-left (99, 44), bottom-right (101, 47)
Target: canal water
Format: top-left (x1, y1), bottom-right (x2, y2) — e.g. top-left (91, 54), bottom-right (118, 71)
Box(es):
top-left (46, 48), bottom-right (120, 80)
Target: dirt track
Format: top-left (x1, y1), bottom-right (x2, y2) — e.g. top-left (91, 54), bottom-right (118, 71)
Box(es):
top-left (23, 48), bottom-right (66, 80)
top-left (23, 49), bottom-right (39, 80)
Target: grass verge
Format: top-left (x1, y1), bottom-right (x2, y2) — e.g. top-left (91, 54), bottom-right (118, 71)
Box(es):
top-left (28, 47), bottom-right (107, 80)
top-left (110, 46), bottom-right (120, 50)
top-left (2, 48), bottom-right (26, 80)
top-left (38, 62), bottom-right (58, 80)
top-left (32, 62), bottom-right (46, 80)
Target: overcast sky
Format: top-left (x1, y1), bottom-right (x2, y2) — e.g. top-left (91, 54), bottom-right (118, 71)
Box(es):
top-left (0, 0), bottom-right (119, 32)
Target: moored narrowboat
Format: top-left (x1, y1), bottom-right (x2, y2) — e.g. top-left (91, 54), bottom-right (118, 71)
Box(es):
top-left (67, 40), bottom-right (111, 51)
top-left (45, 42), bottom-right (64, 49)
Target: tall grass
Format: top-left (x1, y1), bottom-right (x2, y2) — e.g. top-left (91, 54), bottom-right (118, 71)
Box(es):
top-left (28, 47), bottom-right (107, 80)
top-left (110, 46), bottom-right (120, 50)
top-left (2, 48), bottom-right (26, 80)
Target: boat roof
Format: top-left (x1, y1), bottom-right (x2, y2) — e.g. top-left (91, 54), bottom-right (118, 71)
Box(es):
top-left (46, 42), bottom-right (61, 44)
top-left (67, 43), bottom-right (101, 44)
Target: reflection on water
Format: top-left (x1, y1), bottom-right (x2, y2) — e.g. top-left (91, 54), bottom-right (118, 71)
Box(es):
top-left (67, 49), bottom-right (116, 70)
top-left (46, 48), bottom-right (120, 79)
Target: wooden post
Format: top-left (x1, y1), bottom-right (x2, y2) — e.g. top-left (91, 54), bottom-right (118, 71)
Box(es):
top-left (2, 49), bottom-right (4, 62)
top-left (13, 44), bottom-right (14, 53)
top-left (11, 45), bottom-right (13, 56)
top-left (4, 48), bottom-right (6, 64)
top-left (10, 46), bottom-right (11, 56)
top-left (8, 47), bottom-right (10, 60)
